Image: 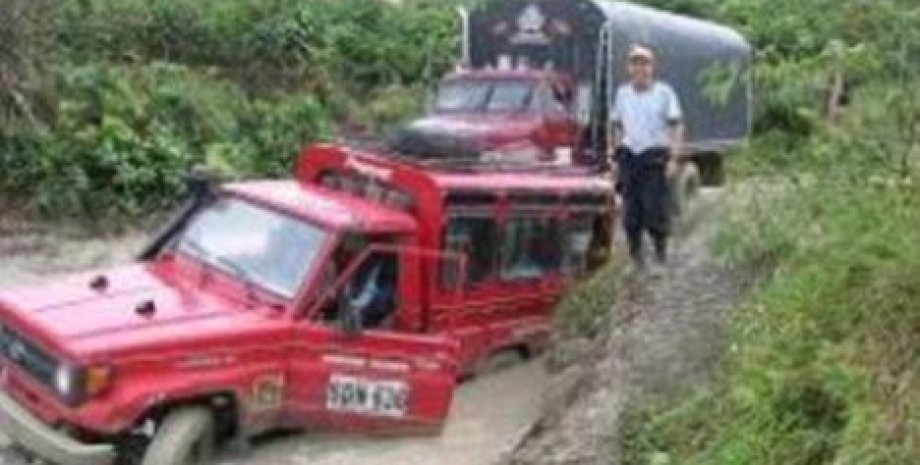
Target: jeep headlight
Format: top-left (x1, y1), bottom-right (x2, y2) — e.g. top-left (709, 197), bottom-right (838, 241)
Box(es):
top-left (55, 364), bottom-right (80, 404)
top-left (56, 363), bottom-right (115, 406)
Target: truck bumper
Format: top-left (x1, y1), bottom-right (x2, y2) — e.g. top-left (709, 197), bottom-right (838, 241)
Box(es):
top-left (0, 392), bottom-right (115, 465)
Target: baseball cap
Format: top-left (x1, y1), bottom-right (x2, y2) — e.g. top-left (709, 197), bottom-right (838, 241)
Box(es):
top-left (628, 45), bottom-right (655, 62)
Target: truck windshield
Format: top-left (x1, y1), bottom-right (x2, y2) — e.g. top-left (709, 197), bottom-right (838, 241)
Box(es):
top-left (436, 79), bottom-right (534, 113)
top-left (174, 197), bottom-right (328, 299)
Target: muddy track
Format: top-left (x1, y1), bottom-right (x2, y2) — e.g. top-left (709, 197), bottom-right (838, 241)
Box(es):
top-left (501, 189), bottom-right (743, 465)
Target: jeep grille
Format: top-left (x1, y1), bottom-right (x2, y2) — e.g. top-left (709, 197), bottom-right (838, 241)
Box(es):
top-left (0, 326), bottom-right (58, 390)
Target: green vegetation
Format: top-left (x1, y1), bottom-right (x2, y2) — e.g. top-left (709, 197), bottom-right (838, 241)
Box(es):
top-left (555, 257), bottom-right (625, 340)
top-left (0, 0), bottom-right (457, 221)
top-left (624, 1), bottom-right (918, 464)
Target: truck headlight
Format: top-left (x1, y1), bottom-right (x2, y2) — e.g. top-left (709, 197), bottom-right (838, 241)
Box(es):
top-left (56, 364), bottom-right (115, 406)
top-left (55, 364), bottom-right (80, 404)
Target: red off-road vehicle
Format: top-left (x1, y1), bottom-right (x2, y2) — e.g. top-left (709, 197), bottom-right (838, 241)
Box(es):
top-left (0, 144), bottom-right (613, 465)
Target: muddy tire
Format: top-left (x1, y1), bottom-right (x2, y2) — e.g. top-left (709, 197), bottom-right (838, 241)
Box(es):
top-left (141, 407), bottom-right (215, 465)
top-left (672, 162), bottom-right (702, 218)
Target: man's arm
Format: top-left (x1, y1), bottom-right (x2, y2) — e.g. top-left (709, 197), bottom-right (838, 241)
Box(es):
top-left (669, 121), bottom-right (684, 163)
top-left (608, 87), bottom-right (625, 164)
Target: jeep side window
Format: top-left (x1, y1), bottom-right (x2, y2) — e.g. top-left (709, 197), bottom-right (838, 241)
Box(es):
top-left (319, 238), bottom-right (399, 330)
top-left (347, 252), bottom-right (398, 329)
top-left (500, 217), bottom-right (563, 280)
top-left (441, 217), bottom-right (498, 288)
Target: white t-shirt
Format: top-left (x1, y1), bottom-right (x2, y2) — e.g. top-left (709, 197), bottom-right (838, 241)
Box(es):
top-left (611, 81), bottom-right (683, 153)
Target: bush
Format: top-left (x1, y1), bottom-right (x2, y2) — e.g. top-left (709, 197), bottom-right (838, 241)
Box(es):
top-left (53, 0), bottom-right (457, 97)
top-left (1, 0), bottom-right (460, 222)
top-left (0, 63), bottom-right (331, 220)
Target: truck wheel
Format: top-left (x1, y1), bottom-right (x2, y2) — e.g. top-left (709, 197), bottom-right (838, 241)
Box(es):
top-left (141, 407), bottom-right (215, 465)
top-left (698, 155), bottom-right (726, 186)
top-left (672, 162), bottom-right (702, 218)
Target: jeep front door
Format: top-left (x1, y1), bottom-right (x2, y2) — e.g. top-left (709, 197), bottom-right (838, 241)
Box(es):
top-left (288, 325), bottom-right (458, 433)
top-left (286, 244), bottom-right (460, 433)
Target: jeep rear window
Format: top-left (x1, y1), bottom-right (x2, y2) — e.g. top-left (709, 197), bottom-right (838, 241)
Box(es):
top-left (486, 81), bottom-right (533, 112)
top-left (436, 80), bottom-right (491, 112)
top-left (174, 198), bottom-right (328, 299)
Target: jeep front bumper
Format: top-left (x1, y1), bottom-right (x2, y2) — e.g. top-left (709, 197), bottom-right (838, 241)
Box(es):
top-left (0, 392), bottom-right (115, 465)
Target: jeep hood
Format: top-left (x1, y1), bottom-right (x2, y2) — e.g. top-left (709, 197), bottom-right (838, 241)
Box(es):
top-left (409, 114), bottom-right (541, 147)
top-left (0, 263), bottom-right (279, 356)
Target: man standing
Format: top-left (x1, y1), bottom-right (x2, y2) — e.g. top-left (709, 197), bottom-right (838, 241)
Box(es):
top-left (610, 45), bottom-right (684, 268)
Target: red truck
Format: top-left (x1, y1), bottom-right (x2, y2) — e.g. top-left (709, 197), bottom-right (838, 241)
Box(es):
top-left (0, 144), bottom-right (613, 465)
top-left (398, 0), bottom-right (752, 203)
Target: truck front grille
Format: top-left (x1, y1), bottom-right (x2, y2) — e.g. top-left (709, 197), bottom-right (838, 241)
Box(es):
top-left (0, 326), bottom-right (58, 391)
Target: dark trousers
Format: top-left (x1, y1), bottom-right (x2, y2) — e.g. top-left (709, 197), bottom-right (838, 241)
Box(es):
top-left (617, 146), bottom-right (672, 261)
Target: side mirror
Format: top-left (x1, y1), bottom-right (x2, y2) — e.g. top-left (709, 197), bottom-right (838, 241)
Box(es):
top-left (185, 165), bottom-right (216, 201)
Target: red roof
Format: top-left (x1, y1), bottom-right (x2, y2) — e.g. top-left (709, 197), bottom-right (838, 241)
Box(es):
top-left (224, 181), bottom-right (417, 234)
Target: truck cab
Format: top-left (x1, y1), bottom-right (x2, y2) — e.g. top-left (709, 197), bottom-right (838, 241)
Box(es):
top-left (0, 143), bottom-right (613, 465)
top-left (398, 68), bottom-right (583, 166)
top-left (0, 174), bottom-right (460, 465)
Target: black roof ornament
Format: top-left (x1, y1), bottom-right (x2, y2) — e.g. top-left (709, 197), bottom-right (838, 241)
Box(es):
top-left (136, 300), bottom-right (157, 317)
top-left (89, 275), bottom-right (109, 292)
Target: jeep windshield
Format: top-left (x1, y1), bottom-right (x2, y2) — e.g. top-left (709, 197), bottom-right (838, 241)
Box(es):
top-left (435, 79), bottom-right (534, 113)
top-left (173, 197), bottom-right (328, 299)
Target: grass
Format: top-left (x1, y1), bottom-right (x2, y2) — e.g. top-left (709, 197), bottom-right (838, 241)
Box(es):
top-left (620, 155), bottom-right (919, 465)
top-left (553, 254), bottom-right (627, 341)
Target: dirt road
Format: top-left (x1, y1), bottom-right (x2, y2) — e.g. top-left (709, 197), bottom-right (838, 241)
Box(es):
top-left (214, 360), bottom-right (547, 465)
top-left (0, 221), bottom-right (549, 465)
top-left (0, 360), bottom-right (547, 465)
top-left (503, 188), bottom-right (743, 465)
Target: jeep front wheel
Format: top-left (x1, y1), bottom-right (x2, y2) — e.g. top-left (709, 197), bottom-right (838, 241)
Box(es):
top-left (141, 407), bottom-right (215, 465)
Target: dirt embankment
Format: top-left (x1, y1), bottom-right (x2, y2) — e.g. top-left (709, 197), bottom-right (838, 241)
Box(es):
top-left (501, 190), bottom-right (744, 465)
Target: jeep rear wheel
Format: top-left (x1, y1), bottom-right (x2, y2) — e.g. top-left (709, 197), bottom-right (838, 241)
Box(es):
top-left (141, 407), bottom-right (215, 465)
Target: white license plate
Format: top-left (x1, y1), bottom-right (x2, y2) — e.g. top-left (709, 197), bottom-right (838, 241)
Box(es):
top-left (326, 375), bottom-right (409, 417)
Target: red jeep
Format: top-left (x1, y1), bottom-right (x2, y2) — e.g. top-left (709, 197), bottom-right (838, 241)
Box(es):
top-left (402, 68), bottom-right (580, 165)
top-left (0, 144), bottom-right (613, 465)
